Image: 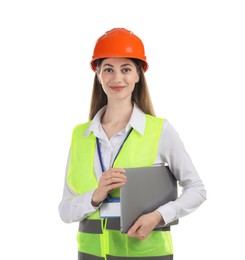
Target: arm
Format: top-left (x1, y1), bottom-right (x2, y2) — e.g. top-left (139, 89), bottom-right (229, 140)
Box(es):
top-left (157, 120), bottom-right (207, 225)
top-left (58, 152), bottom-right (127, 223)
top-left (128, 120), bottom-right (207, 239)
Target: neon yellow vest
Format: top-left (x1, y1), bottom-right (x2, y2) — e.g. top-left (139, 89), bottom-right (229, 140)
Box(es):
top-left (67, 114), bottom-right (173, 258)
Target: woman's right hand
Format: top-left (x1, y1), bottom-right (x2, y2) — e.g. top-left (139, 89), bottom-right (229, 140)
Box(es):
top-left (91, 168), bottom-right (127, 207)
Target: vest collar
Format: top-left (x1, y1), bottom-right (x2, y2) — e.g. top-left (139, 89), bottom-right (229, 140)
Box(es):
top-left (83, 103), bottom-right (146, 137)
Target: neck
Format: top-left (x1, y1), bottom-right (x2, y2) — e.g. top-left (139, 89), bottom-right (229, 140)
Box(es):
top-left (102, 100), bottom-right (133, 124)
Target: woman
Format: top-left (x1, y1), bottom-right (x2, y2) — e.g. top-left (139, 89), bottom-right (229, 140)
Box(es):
top-left (59, 28), bottom-right (206, 260)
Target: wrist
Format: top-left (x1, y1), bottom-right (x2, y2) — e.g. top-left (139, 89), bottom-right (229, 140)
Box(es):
top-left (153, 210), bottom-right (164, 225)
top-left (91, 199), bottom-right (102, 207)
top-left (91, 191), bottom-right (103, 207)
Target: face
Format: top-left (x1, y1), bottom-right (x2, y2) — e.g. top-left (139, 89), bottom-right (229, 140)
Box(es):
top-left (97, 58), bottom-right (139, 102)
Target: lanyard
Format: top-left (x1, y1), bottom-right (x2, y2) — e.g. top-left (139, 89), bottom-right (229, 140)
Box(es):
top-left (96, 128), bottom-right (133, 173)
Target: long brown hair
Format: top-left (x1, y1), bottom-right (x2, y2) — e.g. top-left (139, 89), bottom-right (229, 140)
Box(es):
top-left (89, 59), bottom-right (155, 120)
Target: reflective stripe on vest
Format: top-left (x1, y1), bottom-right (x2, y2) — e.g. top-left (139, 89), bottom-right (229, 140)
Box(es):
top-left (67, 114), bottom-right (174, 258)
top-left (79, 218), bottom-right (171, 234)
top-left (78, 252), bottom-right (174, 260)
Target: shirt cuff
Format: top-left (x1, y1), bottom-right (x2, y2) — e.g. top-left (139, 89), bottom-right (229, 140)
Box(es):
top-left (63, 190), bottom-right (100, 222)
top-left (157, 202), bottom-right (177, 226)
top-left (86, 190), bottom-right (102, 210)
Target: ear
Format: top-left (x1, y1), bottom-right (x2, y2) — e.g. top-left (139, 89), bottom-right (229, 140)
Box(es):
top-left (135, 74), bottom-right (140, 83)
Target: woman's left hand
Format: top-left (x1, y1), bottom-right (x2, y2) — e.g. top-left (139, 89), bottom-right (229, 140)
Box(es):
top-left (127, 211), bottom-right (164, 240)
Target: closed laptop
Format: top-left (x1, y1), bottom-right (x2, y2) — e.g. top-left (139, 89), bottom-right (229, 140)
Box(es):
top-left (120, 165), bottom-right (179, 233)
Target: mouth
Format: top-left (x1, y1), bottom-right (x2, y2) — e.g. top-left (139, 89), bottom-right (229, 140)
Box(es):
top-left (109, 86), bottom-right (125, 91)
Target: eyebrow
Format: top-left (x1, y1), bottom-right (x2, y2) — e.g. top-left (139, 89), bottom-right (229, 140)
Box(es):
top-left (102, 63), bottom-right (133, 68)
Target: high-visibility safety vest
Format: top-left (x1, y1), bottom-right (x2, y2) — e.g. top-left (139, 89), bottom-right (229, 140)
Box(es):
top-left (67, 114), bottom-right (174, 260)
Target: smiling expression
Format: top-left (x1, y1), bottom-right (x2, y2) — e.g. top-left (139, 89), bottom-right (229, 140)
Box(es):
top-left (97, 58), bottom-right (139, 102)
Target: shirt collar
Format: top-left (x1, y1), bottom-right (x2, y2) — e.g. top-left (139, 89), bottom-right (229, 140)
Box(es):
top-left (83, 103), bottom-right (146, 137)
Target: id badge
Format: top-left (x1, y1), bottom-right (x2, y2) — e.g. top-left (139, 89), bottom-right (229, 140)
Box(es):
top-left (100, 198), bottom-right (121, 218)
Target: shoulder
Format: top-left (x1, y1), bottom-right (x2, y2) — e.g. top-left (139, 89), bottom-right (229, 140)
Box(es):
top-left (145, 114), bottom-right (167, 125)
top-left (146, 115), bottom-right (177, 137)
top-left (72, 121), bottom-right (91, 136)
top-left (159, 119), bottom-right (184, 144)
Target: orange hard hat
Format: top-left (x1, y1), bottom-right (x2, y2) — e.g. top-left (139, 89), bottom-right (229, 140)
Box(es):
top-left (90, 28), bottom-right (148, 72)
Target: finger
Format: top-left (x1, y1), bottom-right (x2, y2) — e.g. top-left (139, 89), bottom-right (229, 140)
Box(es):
top-left (129, 225), bottom-right (148, 240)
top-left (105, 177), bottom-right (126, 185)
top-left (100, 172), bottom-right (124, 182)
top-left (110, 168), bottom-right (125, 173)
top-left (127, 221), bottom-right (141, 237)
top-left (107, 168), bottom-right (125, 177)
top-left (105, 172), bottom-right (127, 182)
top-left (108, 181), bottom-right (127, 190)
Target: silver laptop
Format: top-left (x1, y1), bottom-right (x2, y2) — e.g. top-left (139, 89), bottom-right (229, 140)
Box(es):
top-left (120, 165), bottom-right (179, 233)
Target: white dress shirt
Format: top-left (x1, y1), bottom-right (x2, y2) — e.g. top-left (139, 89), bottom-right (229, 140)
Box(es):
top-left (59, 104), bottom-right (207, 225)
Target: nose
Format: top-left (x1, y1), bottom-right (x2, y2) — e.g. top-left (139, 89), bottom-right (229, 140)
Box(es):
top-left (111, 71), bottom-right (123, 84)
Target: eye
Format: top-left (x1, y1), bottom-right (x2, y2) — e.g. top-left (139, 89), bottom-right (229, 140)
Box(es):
top-left (122, 67), bottom-right (131, 73)
top-left (103, 67), bottom-right (113, 73)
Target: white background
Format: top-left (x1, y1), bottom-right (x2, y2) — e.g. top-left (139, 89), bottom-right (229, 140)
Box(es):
top-left (0, 0), bottom-right (245, 259)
